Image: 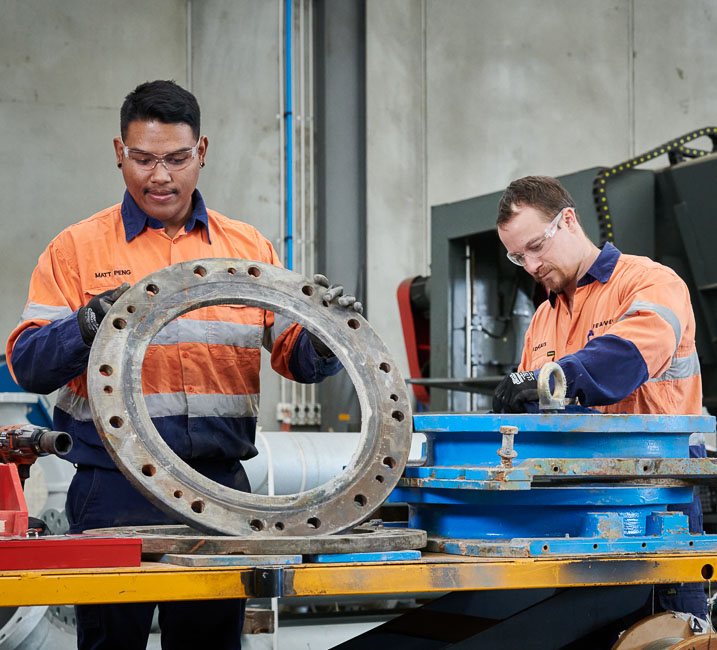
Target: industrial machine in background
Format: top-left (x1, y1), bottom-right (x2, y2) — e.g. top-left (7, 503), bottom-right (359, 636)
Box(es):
top-left (399, 128), bottom-right (717, 414)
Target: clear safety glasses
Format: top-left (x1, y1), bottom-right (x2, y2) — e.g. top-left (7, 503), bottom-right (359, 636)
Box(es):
top-left (121, 139), bottom-right (200, 172)
top-left (506, 208), bottom-right (565, 267)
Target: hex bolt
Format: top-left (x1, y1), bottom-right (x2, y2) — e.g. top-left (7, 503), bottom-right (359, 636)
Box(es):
top-left (497, 425), bottom-right (519, 467)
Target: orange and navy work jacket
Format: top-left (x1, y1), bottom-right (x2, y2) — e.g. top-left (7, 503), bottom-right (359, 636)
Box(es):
top-left (519, 243), bottom-right (701, 415)
top-left (6, 190), bottom-right (340, 468)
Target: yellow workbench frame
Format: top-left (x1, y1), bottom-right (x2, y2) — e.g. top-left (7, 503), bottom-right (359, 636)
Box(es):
top-left (1, 552), bottom-right (715, 606)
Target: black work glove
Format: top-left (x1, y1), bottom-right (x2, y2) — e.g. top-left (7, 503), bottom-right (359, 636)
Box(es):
top-left (309, 274), bottom-right (363, 357)
top-left (77, 283), bottom-right (131, 346)
top-left (492, 370), bottom-right (539, 413)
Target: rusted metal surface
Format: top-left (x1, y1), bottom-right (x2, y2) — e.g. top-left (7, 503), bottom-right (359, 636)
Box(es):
top-left (398, 457), bottom-right (717, 491)
top-left (83, 524), bottom-right (427, 555)
top-left (537, 362), bottom-right (566, 411)
top-left (425, 522), bottom-right (717, 557)
top-left (86, 259), bottom-right (412, 536)
top-left (497, 425), bottom-right (518, 468)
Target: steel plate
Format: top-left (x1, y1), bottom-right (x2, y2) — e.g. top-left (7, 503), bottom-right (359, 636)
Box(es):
top-left (84, 525), bottom-right (427, 555)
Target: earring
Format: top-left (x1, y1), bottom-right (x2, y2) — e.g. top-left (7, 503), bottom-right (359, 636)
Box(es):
top-left (117, 163), bottom-right (122, 168)
top-left (200, 162), bottom-right (205, 168)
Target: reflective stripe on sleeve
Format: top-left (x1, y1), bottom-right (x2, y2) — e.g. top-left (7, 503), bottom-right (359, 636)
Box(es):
top-left (56, 386), bottom-right (93, 421)
top-left (647, 351), bottom-right (701, 383)
top-left (618, 300), bottom-right (682, 353)
top-left (21, 303), bottom-right (74, 322)
top-left (263, 313), bottom-right (296, 349)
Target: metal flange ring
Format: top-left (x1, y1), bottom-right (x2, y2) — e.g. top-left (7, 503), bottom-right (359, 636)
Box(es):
top-left (87, 259), bottom-right (412, 537)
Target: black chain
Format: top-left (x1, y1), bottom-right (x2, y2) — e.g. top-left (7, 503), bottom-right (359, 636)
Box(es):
top-left (592, 127), bottom-right (717, 245)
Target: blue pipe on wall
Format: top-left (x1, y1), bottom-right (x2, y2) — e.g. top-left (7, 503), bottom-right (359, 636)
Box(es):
top-left (284, 0), bottom-right (294, 270)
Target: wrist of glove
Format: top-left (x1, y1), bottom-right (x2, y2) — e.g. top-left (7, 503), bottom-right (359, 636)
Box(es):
top-left (308, 331), bottom-right (334, 357)
top-left (77, 283), bottom-right (131, 346)
top-left (492, 370), bottom-right (539, 414)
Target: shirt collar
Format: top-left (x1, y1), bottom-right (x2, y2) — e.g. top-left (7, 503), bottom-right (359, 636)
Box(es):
top-left (121, 189), bottom-right (211, 244)
top-left (548, 242), bottom-right (621, 307)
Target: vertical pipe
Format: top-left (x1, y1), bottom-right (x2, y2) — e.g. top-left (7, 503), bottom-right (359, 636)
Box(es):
top-left (627, 0), bottom-right (636, 159)
top-left (465, 243), bottom-right (472, 411)
top-left (285, 0), bottom-right (294, 271)
top-left (299, 0), bottom-right (307, 409)
top-left (186, 0), bottom-right (193, 91)
top-left (421, 0), bottom-right (429, 276)
top-left (308, 0), bottom-right (317, 409)
top-left (278, 0), bottom-right (287, 406)
top-left (299, 0), bottom-right (306, 278)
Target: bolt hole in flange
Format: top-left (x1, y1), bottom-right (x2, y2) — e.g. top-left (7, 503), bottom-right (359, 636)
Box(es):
top-left (702, 564), bottom-right (714, 580)
top-left (87, 259), bottom-right (412, 536)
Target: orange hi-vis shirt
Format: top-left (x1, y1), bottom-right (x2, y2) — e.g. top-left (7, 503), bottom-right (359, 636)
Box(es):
top-left (519, 243), bottom-right (702, 415)
top-left (7, 190), bottom-right (339, 468)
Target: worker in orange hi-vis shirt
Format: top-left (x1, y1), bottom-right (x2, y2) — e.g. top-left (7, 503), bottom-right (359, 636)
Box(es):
top-left (492, 175), bottom-right (707, 627)
top-left (6, 80), bottom-right (361, 650)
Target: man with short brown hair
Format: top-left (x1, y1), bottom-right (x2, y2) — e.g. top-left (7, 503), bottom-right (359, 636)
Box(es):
top-left (492, 174), bottom-right (706, 622)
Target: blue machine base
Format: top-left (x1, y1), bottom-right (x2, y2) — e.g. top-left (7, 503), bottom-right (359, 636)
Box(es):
top-left (421, 510), bottom-right (717, 557)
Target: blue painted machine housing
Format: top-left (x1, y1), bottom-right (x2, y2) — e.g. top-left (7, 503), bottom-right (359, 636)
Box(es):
top-left (390, 412), bottom-right (717, 556)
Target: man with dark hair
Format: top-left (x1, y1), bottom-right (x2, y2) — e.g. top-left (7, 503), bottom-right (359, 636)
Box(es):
top-left (492, 174), bottom-right (707, 622)
top-left (6, 79), bottom-right (357, 650)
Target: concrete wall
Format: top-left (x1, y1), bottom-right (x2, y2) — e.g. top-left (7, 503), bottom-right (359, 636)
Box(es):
top-left (365, 0), bottom-right (717, 387)
top-left (1, 0), bottom-right (188, 348)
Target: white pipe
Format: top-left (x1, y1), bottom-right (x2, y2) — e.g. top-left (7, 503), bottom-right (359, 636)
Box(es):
top-left (244, 431), bottom-right (426, 495)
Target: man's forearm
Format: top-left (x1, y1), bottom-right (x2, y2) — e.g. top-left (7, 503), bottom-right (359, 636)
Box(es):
top-left (557, 334), bottom-right (649, 406)
top-left (10, 315), bottom-right (90, 394)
